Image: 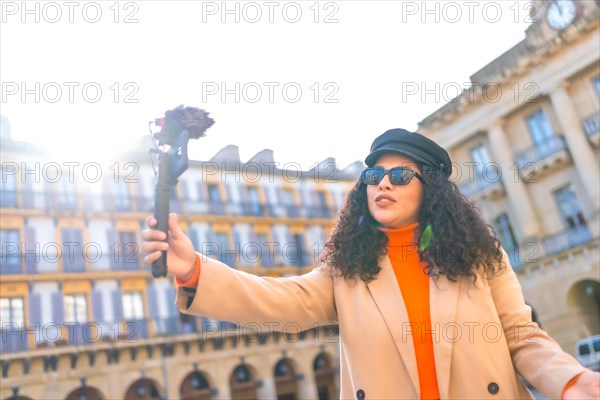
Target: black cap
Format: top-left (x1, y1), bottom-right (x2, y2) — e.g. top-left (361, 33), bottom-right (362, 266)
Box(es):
top-left (364, 128), bottom-right (452, 177)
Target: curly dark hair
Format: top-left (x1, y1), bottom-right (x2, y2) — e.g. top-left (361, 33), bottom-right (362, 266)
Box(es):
top-left (320, 162), bottom-right (506, 282)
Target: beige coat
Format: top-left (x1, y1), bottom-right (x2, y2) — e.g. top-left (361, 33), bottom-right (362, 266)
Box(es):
top-left (177, 249), bottom-right (585, 399)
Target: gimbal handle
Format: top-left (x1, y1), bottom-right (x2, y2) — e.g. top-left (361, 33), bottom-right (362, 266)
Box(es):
top-left (151, 130), bottom-right (190, 278)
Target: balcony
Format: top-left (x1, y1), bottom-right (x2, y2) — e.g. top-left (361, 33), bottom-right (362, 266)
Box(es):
top-left (298, 204), bottom-right (332, 219)
top-left (4, 253), bottom-right (143, 275)
top-left (15, 191), bottom-right (141, 213)
top-left (2, 189), bottom-right (339, 220)
top-left (516, 135), bottom-right (572, 182)
top-left (62, 255), bottom-right (87, 273)
top-left (583, 112), bottom-right (600, 147)
top-left (0, 255), bottom-right (22, 274)
top-left (459, 175), bottom-right (505, 200)
top-left (542, 225), bottom-right (594, 256)
top-left (178, 199), bottom-right (334, 220)
top-left (0, 190), bottom-right (18, 208)
top-left (0, 325), bottom-right (29, 352)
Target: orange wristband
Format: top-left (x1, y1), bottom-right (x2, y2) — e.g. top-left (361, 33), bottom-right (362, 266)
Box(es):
top-left (174, 253), bottom-right (201, 288)
top-left (561, 371), bottom-right (584, 399)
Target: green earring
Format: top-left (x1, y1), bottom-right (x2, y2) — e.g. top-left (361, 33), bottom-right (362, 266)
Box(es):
top-left (419, 224), bottom-right (433, 251)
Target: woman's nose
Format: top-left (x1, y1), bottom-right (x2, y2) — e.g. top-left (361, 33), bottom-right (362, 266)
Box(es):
top-left (378, 173), bottom-right (392, 190)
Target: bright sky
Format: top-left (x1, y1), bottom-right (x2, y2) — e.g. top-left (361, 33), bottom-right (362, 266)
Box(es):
top-left (1, 1), bottom-right (533, 170)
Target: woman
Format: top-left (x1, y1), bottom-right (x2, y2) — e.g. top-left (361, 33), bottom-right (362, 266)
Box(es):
top-left (141, 128), bottom-right (599, 399)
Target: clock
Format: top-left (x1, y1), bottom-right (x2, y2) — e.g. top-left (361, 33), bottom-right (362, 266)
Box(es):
top-left (546, 0), bottom-right (577, 30)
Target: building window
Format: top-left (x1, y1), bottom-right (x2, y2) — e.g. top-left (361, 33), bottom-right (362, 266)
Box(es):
top-left (594, 76), bottom-right (600, 99)
top-left (61, 228), bottom-right (85, 272)
top-left (64, 294), bottom-right (88, 323)
top-left (292, 233), bottom-right (308, 266)
top-left (281, 188), bottom-right (298, 217)
top-left (553, 185), bottom-right (587, 230)
top-left (470, 144), bottom-right (492, 179)
top-left (0, 229), bottom-right (21, 273)
top-left (255, 233), bottom-right (274, 267)
top-left (247, 186), bottom-right (262, 216)
top-left (122, 292), bottom-right (144, 320)
top-left (116, 231), bottom-right (139, 270)
top-left (58, 179), bottom-right (78, 209)
top-left (281, 188), bottom-right (294, 204)
top-left (527, 110), bottom-right (554, 145)
top-left (0, 167), bottom-right (17, 208)
top-left (494, 213), bottom-right (519, 265)
top-left (0, 297), bottom-right (24, 325)
top-left (115, 181), bottom-right (131, 211)
top-left (209, 184), bottom-right (220, 201)
top-left (208, 184), bottom-right (224, 215)
top-left (315, 191), bottom-right (330, 218)
top-left (214, 232), bottom-right (235, 267)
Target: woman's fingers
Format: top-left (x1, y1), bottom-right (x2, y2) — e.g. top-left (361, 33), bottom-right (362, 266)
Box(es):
top-left (145, 215), bottom-right (157, 227)
top-left (167, 213), bottom-right (184, 240)
top-left (141, 228), bottom-right (166, 241)
top-left (143, 250), bottom-right (163, 265)
top-left (141, 241), bottom-right (168, 254)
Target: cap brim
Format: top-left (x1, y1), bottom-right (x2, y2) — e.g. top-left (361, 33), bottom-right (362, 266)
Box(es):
top-left (364, 148), bottom-right (430, 167)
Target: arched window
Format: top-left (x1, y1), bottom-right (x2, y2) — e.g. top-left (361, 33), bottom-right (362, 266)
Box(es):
top-left (180, 370), bottom-right (212, 400)
top-left (230, 364), bottom-right (257, 400)
top-left (274, 358), bottom-right (298, 400)
top-left (313, 353), bottom-right (336, 400)
top-left (124, 378), bottom-right (161, 400)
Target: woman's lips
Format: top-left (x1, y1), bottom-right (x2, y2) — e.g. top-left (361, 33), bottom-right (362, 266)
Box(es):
top-left (375, 194), bottom-right (396, 206)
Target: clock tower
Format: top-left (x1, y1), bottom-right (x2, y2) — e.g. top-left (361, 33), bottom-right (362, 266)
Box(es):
top-left (522, 0), bottom-right (594, 47)
top-left (546, 0), bottom-right (579, 30)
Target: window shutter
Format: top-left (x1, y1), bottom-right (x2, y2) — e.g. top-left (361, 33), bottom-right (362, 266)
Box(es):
top-left (91, 291), bottom-right (104, 322)
top-left (164, 286), bottom-right (178, 334)
top-left (27, 293), bottom-right (43, 327)
top-left (51, 292), bottom-right (64, 325)
top-left (106, 229), bottom-right (117, 270)
top-left (146, 285), bottom-right (159, 319)
top-left (165, 287), bottom-right (176, 315)
top-left (196, 181), bottom-right (206, 201)
top-left (111, 290), bottom-right (124, 322)
top-left (25, 226), bottom-right (37, 274)
top-left (189, 229), bottom-right (200, 251)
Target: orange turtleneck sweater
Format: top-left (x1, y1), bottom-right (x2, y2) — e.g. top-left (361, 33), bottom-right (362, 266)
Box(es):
top-left (380, 222), bottom-right (440, 400)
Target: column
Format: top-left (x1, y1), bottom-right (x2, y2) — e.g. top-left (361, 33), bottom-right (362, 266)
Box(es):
top-left (256, 376), bottom-right (278, 399)
top-left (297, 355), bottom-right (319, 400)
top-left (549, 83), bottom-right (600, 214)
top-left (486, 121), bottom-right (542, 241)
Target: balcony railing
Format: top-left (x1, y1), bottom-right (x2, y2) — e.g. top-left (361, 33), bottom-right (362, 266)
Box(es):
top-left (516, 135), bottom-right (568, 167)
top-left (181, 199), bottom-right (334, 219)
top-left (0, 318), bottom-right (339, 356)
top-left (0, 190), bottom-right (18, 208)
top-left (542, 225), bottom-right (594, 256)
top-left (459, 175), bottom-right (503, 198)
top-left (0, 317), bottom-right (243, 353)
top-left (2, 254), bottom-right (144, 275)
top-left (583, 112), bottom-right (600, 136)
top-left (0, 326), bottom-right (29, 353)
top-left (1, 190), bottom-right (340, 220)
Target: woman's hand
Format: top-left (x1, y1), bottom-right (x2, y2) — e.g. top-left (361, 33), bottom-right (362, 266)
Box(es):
top-left (563, 370), bottom-right (600, 400)
top-left (141, 213), bottom-right (196, 281)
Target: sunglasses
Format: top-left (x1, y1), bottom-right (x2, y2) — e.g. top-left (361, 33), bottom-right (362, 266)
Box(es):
top-left (361, 167), bottom-right (424, 186)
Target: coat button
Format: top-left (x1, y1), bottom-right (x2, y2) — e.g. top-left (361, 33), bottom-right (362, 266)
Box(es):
top-left (356, 389), bottom-right (365, 400)
top-left (488, 382), bottom-right (499, 395)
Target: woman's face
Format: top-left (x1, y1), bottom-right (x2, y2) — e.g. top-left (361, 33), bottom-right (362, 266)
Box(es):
top-left (366, 153), bottom-right (424, 229)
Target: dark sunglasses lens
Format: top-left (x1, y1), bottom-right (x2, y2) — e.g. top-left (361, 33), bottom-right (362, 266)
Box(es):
top-left (389, 168), bottom-right (414, 185)
top-left (363, 169), bottom-right (384, 185)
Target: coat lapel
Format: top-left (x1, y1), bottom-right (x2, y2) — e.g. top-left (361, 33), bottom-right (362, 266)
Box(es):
top-left (429, 275), bottom-right (460, 400)
top-left (366, 255), bottom-right (420, 397)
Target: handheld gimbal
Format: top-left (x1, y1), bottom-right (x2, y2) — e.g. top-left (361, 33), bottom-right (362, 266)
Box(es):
top-left (149, 105), bottom-right (215, 277)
